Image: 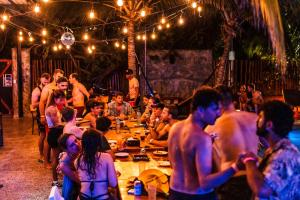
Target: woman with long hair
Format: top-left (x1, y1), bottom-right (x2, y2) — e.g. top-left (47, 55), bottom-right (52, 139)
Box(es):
top-left (76, 129), bottom-right (118, 200)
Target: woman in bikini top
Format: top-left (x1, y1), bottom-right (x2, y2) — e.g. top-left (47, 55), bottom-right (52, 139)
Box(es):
top-left (75, 129), bottom-right (118, 200)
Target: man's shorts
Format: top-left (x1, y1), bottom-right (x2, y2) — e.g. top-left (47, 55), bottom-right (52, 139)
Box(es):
top-left (169, 189), bottom-right (217, 200)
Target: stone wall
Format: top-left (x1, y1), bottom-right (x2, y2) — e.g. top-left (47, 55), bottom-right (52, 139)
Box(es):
top-left (143, 50), bottom-right (212, 99)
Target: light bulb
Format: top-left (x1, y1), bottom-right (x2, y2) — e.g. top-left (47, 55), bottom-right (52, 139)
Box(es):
top-left (66, 45), bottom-right (70, 49)
top-left (42, 29), bottom-right (47, 36)
top-left (157, 24), bottom-right (163, 30)
top-left (29, 36), bottom-right (34, 42)
top-left (89, 10), bottom-right (95, 19)
top-left (142, 34), bottom-right (146, 41)
top-left (122, 27), bottom-right (128, 34)
top-left (2, 14), bottom-right (8, 21)
top-left (83, 33), bottom-right (89, 40)
top-left (178, 17), bottom-right (184, 25)
top-left (197, 6), bottom-right (202, 12)
top-left (191, 2), bottom-right (197, 8)
top-left (53, 45), bottom-right (58, 51)
top-left (136, 35), bottom-right (141, 40)
top-left (117, 0), bottom-right (123, 7)
top-left (0, 23), bottom-right (5, 30)
top-left (42, 0), bottom-right (49, 3)
top-left (58, 44), bottom-right (62, 50)
top-left (166, 23), bottom-right (170, 29)
top-left (88, 48), bottom-right (93, 54)
top-left (161, 17), bottom-right (166, 24)
top-left (121, 44), bottom-right (126, 50)
top-left (151, 33), bottom-right (156, 40)
top-left (34, 4), bottom-right (41, 13)
top-left (42, 39), bottom-right (47, 44)
top-left (115, 41), bottom-right (120, 48)
top-left (18, 36), bottom-right (23, 42)
top-left (19, 31), bottom-right (23, 36)
top-left (140, 9), bottom-right (146, 17)
top-left (91, 45), bottom-right (95, 50)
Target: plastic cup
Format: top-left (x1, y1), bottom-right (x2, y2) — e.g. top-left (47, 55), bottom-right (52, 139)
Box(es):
top-left (147, 184), bottom-right (157, 200)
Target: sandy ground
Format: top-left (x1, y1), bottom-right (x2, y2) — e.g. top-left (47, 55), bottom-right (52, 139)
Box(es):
top-left (0, 116), bottom-right (53, 200)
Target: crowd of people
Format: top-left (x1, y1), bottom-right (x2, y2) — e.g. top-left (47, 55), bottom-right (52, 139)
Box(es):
top-left (30, 68), bottom-right (300, 200)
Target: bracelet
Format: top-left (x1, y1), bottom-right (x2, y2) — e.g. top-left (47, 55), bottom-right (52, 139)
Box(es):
top-left (243, 157), bottom-right (257, 164)
top-left (231, 163), bottom-right (239, 172)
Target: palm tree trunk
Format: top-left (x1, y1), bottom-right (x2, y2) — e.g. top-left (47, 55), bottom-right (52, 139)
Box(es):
top-left (127, 20), bottom-right (136, 75)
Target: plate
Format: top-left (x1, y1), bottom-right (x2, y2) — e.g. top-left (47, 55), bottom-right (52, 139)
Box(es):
top-left (134, 130), bottom-right (141, 134)
top-left (107, 140), bottom-right (117, 144)
top-left (115, 152), bottom-right (129, 158)
top-left (157, 161), bottom-right (171, 167)
top-left (153, 150), bottom-right (168, 156)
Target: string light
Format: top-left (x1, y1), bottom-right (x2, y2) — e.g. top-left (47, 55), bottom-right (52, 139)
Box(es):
top-left (166, 23), bottom-right (171, 29)
top-left (42, 28), bottom-right (47, 36)
top-left (29, 36), bottom-right (34, 42)
top-left (87, 47), bottom-right (93, 54)
top-left (136, 34), bottom-right (141, 40)
top-left (42, 0), bottom-right (49, 3)
top-left (160, 17), bottom-right (166, 24)
top-left (91, 45), bottom-right (96, 50)
top-left (66, 45), bottom-right (70, 50)
top-left (53, 45), bottom-right (58, 51)
top-left (157, 24), bottom-right (163, 30)
top-left (117, 0), bottom-right (124, 7)
top-left (151, 32), bottom-right (156, 40)
top-left (114, 41), bottom-right (120, 48)
top-left (34, 4), bottom-right (41, 13)
top-left (122, 26), bottom-right (128, 34)
top-left (142, 34), bottom-right (147, 41)
top-left (83, 33), bottom-right (89, 40)
top-left (197, 6), bottom-right (202, 12)
top-left (191, 2), bottom-right (197, 8)
top-left (178, 16), bottom-right (184, 25)
top-left (42, 39), bottom-right (47, 44)
top-left (140, 9), bottom-right (146, 17)
top-left (2, 14), bottom-right (8, 21)
top-left (121, 44), bottom-right (126, 50)
top-left (58, 44), bottom-right (62, 50)
top-left (0, 23), bottom-right (5, 30)
top-left (89, 10), bottom-right (95, 19)
top-left (19, 31), bottom-right (23, 36)
top-left (18, 36), bottom-right (24, 42)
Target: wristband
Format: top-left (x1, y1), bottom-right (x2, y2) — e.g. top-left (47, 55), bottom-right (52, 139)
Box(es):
top-left (243, 157), bottom-right (257, 164)
top-left (231, 163), bottom-right (239, 172)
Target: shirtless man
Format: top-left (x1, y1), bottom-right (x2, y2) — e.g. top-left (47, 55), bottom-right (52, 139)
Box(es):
top-left (205, 85), bottom-right (259, 200)
top-left (125, 69), bottom-right (139, 106)
top-left (69, 73), bottom-right (90, 117)
top-left (168, 86), bottom-right (242, 200)
top-left (31, 73), bottom-right (50, 162)
top-left (39, 69), bottom-right (64, 125)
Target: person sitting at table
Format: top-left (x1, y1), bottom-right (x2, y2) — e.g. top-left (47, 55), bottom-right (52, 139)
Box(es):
top-left (62, 107), bottom-right (83, 139)
top-left (107, 91), bottom-right (135, 120)
top-left (58, 134), bottom-right (81, 200)
top-left (75, 129), bottom-right (118, 200)
top-left (146, 106), bottom-right (178, 147)
top-left (140, 94), bottom-right (151, 113)
top-left (83, 100), bottom-right (104, 128)
top-left (148, 102), bottom-right (164, 128)
top-left (141, 96), bottom-right (159, 124)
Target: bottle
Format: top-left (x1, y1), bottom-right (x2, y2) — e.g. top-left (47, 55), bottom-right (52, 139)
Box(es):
top-left (134, 180), bottom-right (142, 196)
top-left (116, 118), bottom-right (121, 134)
top-left (137, 109), bottom-right (141, 124)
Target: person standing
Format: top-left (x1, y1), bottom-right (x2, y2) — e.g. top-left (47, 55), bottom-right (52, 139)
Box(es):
top-left (168, 86), bottom-right (243, 200)
top-left (31, 73), bottom-right (50, 163)
top-left (68, 73), bottom-right (90, 117)
top-left (243, 100), bottom-right (300, 199)
top-left (125, 69), bottom-right (139, 107)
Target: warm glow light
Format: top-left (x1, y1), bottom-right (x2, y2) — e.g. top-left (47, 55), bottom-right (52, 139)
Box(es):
top-left (91, 45), bottom-right (95, 50)
top-left (161, 17), bottom-right (166, 24)
top-left (66, 45), bottom-right (70, 49)
top-left (166, 23), bottom-right (171, 29)
top-left (191, 2), bottom-right (197, 8)
top-left (142, 34), bottom-right (146, 41)
top-left (42, 29), bottom-right (47, 36)
top-left (42, 0), bottom-right (49, 3)
top-left (18, 36), bottom-right (23, 42)
top-left (89, 10), bottom-right (95, 19)
top-left (121, 44), bottom-right (126, 50)
top-left (0, 23), bottom-right (5, 30)
top-left (58, 44), bottom-right (62, 50)
top-left (151, 33), bottom-right (156, 40)
top-left (197, 6), bottom-right (202, 12)
top-left (2, 14), bottom-right (8, 21)
top-left (83, 33), bottom-right (89, 40)
top-left (136, 35), bottom-right (141, 40)
top-left (114, 41), bottom-right (120, 48)
top-left (53, 45), bottom-right (58, 51)
top-left (140, 9), bottom-right (146, 17)
top-left (157, 24), bottom-right (163, 30)
top-left (29, 36), bottom-right (34, 42)
top-left (178, 16), bottom-right (184, 25)
top-left (122, 26), bottom-right (128, 34)
top-left (34, 4), bottom-right (41, 13)
top-left (19, 31), bottom-right (23, 36)
top-left (117, 0), bottom-right (123, 7)
top-left (42, 39), bottom-right (47, 44)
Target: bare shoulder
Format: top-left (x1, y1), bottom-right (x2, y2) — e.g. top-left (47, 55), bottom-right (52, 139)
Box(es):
top-left (169, 120), bottom-right (184, 136)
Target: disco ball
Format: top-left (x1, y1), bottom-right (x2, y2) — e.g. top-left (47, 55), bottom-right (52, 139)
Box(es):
top-left (61, 32), bottom-right (75, 46)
